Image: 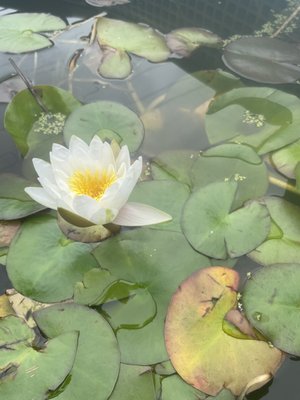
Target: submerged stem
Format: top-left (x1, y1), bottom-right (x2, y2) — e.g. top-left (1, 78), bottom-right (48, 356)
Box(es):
top-left (269, 175), bottom-right (300, 195)
top-left (271, 5), bottom-right (300, 38)
top-left (8, 58), bottom-right (49, 113)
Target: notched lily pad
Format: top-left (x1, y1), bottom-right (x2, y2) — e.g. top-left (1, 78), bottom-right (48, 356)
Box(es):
top-left (98, 47), bottom-right (132, 79)
top-left (63, 101), bottom-right (144, 152)
top-left (223, 37), bottom-right (300, 84)
top-left (182, 181), bottom-right (270, 259)
top-left (164, 266), bottom-right (283, 396)
top-left (34, 303), bottom-right (120, 400)
top-left (242, 264), bottom-right (300, 356)
top-left (0, 315), bottom-right (78, 400)
top-left (0, 13), bottom-right (66, 54)
top-left (248, 197), bottom-right (300, 265)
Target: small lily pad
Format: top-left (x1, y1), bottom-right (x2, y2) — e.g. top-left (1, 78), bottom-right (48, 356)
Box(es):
top-left (271, 139), bottom-right (300, 179)
top-left (164, 267), bottom-right (283, 396)
top-left (34, 303), bottom-right (120, 400)
top-left (0, 13), bottom-right (66, 54)
top-left (99, 47), bottom-right (132, 79)
top-left (4, 85), bottom-right (81, 155)
top-left (249, 197), bottom-right (300, 265)
top-left (63, 101), bottom-right (144, 152)
top-left (182, 181), bottom-right (270, 259)
top-left (242, 264), bottom-right (300, 356)
top-left (0, 173), bottom-right (45, 220)
top-left (205, 87), bottom-right (300, 154)
top-left (0, 315), bottom-right (78, 400)
top-left (6, 214), bottom-right (98, 302)
top-left (96, 17), bottom-right (170, 62)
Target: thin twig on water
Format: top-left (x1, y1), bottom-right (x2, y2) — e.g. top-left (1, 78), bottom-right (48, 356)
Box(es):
top-left (271, 5), bottom-right (300, 38)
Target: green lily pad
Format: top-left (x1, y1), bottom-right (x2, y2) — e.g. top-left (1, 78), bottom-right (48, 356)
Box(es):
top-left (205, 87), bottom-right (300, 154)
top-left (151, 150), bottom-right (198, 187)
top-left (0, 173), bottom-right (45, 220)
top-left (129, 180), bottom-right (190, 232)
top-left (164, 267), bottom-right (283, 396)
top-left (34, 303), bottom-right (120, 400)
top-left (161, 375), bottom-right (206, 400)
top-left (249, 197), bottom-right (300, 265)
top-left (6, 214), bottom-right (98, 302)
top-left (166, 27), bottom-right (222, 57)
top-left (223, 37), bottom-right (300, 84)
top-left (271, 139), bottom-right (300, 179)
top-left (99, 47), bottom-right (132, 79)
top-left (182, 181), bottom-right (270, 259)
top-left (93, 227), bottom-right (210, 364)
top-left (100, 282), bottom-right (157, 330)
top-left (96, 17), bottom-right (170, 62)
top-left (109, 364), bottom-right (158, 400)
top-left (154, 360), bottom-right (175, 376)
top-left (4, 85), bottom-right (81, 155)
top-left (242, 263), bottom-right (300, 356)
top-left (63, 101), bottom-right (144, 152)
top-left (0, 315), bottom-right (78, 400)
top-left (191, 143), bottom-right (269, 209)
top-left (0, 13), bottom-right (66, 54)
top-left (193, 69), bottom-right (243, 95)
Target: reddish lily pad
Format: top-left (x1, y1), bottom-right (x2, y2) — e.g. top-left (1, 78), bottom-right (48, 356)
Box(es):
top-left (164, 267), bottom-right (283, 396)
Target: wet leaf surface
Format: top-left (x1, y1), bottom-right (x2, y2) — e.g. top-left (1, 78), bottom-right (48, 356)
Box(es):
top-left (223, 37), bottom-right (300, 84)
top-left (205, 87), bottom-right (300, 155)
top-left (249, 197), bottom-right (300, 265)
top-left (63, 101), bottom-right (144, 152)
top-left (98, 47), bottom-right (132, 79)
top-left (271, 139), bottom-right (300, 179)
top-left (34, 303), bottom-right (120, 400)
top-left (242, 264), bottom-right (300, 356)
top-left (182, 181), bottom-right (270, 259)
top-left (0, 13), bottom-right (66, 53)
top-left (6, 214), bottom-right (97, 302)
top-left (93, 227), bottom-right (211, 364)
top-left (0, 315), bottom-right (78, 400)
top-left (164, 267), bottom-right (284, 396)
top-left (0, 173), bottom-right (45, 219)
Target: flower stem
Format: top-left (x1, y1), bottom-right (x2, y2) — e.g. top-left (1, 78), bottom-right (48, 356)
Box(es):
top-left (268, 175), bottom-right (300, 195)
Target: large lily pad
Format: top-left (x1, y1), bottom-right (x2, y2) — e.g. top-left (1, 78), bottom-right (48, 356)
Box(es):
top-left (6, 214), bottom-right (98, 302)
top-left (93, 227), bottom-right (210, 364)
top-left (205, 87), bottom-right (300, 154)
top-left (191, 143), bottom-right (269, 209)
top-left (249, 197), bottom-right (300, 265)
top-left (63, 101), bottom-right (144, 152)
top-left (223, 37), bottom-right (300, 84)
top-left (242, 264), bottom-right (300, 356)
top-left (0, 173), bottom-right (45, 220)
top-left (96, 17), bottom-right (170, 62)
top-left (0, 13), bottom-right (66, 54)
top-left (34, 303), bottom-right (120, 400)
top-left (0, 315), bottom-right (78, 400)
top-left (164, 267), bottom-right (283, 396)
top-left (129, 180), bottom-right (190, 232)
top-left (182, 181), bottom-right (270, 259)
top-left (4, 85), bottom-right (81, 155)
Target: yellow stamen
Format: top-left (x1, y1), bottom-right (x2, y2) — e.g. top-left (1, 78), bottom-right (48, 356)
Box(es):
top-left (69, 169), bottom-right (117, 200)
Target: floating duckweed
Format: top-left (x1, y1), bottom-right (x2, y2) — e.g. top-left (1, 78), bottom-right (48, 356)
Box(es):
top-left (242, 110), bottom-right (266, 128)
top-left (254, 311), bottom-right (262, 321)
top-left (33, 112), bottom-right (66, 135)
top-left (234, 173), bottom-right (246, 182)
top-left (246, 272), bottom-right (252, 279)
top-left (237, 292), bottom-right (242, 301)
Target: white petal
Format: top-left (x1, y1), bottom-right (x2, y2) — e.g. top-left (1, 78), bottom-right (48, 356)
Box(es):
top-left (51, 143), bottom-right (70, 161)
top-left (116, 145), bottom-right (131, 169)
top-left (32, 158), bottom-right (54, 181)
top-left (89, 135), bottom-right (104, 161)
top-left (24, 187), bottom-right (57, 209)
top-left (113, 202), bottom-right (172, 226)
top-left (72, 195), bottom-right (117, 225)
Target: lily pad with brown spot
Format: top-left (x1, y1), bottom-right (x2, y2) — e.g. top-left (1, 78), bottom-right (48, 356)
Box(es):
top-left (164, 266), bottom-right (283, 396)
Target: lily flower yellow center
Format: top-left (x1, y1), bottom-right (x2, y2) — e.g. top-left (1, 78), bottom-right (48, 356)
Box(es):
top-left (69, 169), bottom-right (117, 200)
top-left (25, 135), bottom-right (172, 227)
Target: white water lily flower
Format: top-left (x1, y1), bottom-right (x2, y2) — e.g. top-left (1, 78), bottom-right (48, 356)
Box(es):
top-left (25, 135), bottom-right (172, 226)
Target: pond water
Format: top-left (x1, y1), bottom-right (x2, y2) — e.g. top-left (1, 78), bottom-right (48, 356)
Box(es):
top-left (1, 1), bottom-right (300, 399)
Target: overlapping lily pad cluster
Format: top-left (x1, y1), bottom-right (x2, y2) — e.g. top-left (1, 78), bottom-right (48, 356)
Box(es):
top-left (0, 11), bottom-right (300, 400)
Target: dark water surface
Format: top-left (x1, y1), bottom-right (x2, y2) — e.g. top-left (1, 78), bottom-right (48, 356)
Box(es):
top-left (0, 1), bottom-right (300, 399)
